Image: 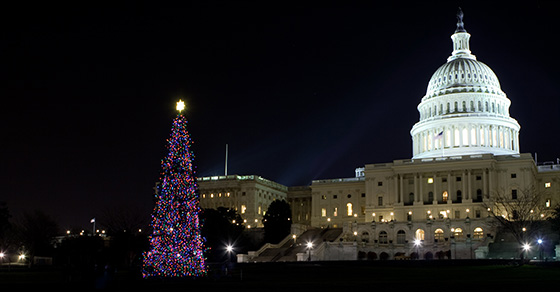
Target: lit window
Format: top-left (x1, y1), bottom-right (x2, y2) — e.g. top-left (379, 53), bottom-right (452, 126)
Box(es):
top-left (210, 193), bottom-right (214, 198)
top-left (474, 227), bottom-right (484, 239)
top-left (347, 203), bottom-right (353, 216)
top-left (241, 205), bottom-right (246, 214)
top-left (442, 191), bottom-right (448, 202)
top-left (415, 229), bottom-right (425, 241)
top-left (427, 178), bottom-right (434, 184)
top-left (453, 228), bottom-right (464, 240)
top-left (545, 182), bottom-right (551, 188)
top-left (333, 207), bottom-right (338, 217)
top-left (546, 199), bottom-right (551, 208)
top-left (321, 208), bottom-right (327, 217)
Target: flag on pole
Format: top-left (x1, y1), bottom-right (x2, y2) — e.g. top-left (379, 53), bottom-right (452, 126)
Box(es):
top-left (90, 218), bottom-right (96, 223)
top-left (434, 131), bottom-right (444, 140)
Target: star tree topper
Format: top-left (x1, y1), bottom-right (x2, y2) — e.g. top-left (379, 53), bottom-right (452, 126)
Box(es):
top-left (176, 100), bottom-right (185, 112)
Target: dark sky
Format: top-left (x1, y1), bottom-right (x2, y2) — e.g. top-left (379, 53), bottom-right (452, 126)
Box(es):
top-left (2, 1), bottom-right (559, 229)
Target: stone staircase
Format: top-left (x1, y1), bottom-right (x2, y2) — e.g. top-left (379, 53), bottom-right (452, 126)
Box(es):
top-left (241, 227), bottom-right (343, 262)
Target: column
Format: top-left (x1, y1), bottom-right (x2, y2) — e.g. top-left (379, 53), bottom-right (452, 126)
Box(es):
top-left (488, 168), bottom-right (493, 199)
top-left (476, 125), bottom-right (481, 147)
top-left (419, 173), bottom-right (423, 203)
top-left (467, 169), bottom-right (472, 201)
top-left (394, 174), bottom-right (399, 204)
top-left (462, 171), bottom-right (467, 201)
top-left (447, 173), bottom-right (453, 204)
top-left (483, 168), bottom-right (488, 199)
top-left (399, 174), bottom-right (404, 204)
top-left (413, 174), bottom-right (418, 203)
top-left (433, 172), bottom-right (438, 204)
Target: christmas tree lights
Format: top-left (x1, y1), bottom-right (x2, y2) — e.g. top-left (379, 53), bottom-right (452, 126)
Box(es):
top-left (143, 103), bottom-right (206, 278)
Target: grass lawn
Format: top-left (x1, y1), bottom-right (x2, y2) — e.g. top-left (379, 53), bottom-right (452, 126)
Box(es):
top-left (1, 261), bottom-right (559, 290)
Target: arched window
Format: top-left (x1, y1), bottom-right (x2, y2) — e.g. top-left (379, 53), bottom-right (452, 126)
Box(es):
top-left (415, 229), bottom-right (425, 241)
top-left (442, 191), bottom-right (449, 203)
top-left (409, 193), bottom-right (414, 203)
top-left (397, 230), bottom-right (406, 244)
top-left (453, 228), bottom-right (464, 240)
top-left (379, 231), bottom-right (388, 244)
top-left (434, 228), bottom-right (444, 242)
top-left (473, 227), bottom-right (484, 239)
top-left (476, 189), bottom-right (482, 201)
top-left (347, 203), bottom-right (353, 216)
top-left (456, 190), bottom-right (462, 203)
top-left (361, 231), bottom-right (370, 243)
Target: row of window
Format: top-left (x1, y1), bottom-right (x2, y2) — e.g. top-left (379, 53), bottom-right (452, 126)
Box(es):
top-left (321, 203), bottom-right (359, 217)
top-left (421, 99), bottom-right (507, 120)
top-left (360, 227), bottom-right (485, 244)
top-left (321, 193), bottom-right (365, 199)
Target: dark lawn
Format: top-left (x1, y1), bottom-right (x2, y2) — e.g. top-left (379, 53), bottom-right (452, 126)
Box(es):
top-left (1, 261), bottom-right (559, 291)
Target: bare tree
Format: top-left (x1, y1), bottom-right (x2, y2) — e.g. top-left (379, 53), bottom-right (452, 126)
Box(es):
top-left (483, 185), bottom-right (552, 245)
top-left (99, 205), bottom-right (150, 235)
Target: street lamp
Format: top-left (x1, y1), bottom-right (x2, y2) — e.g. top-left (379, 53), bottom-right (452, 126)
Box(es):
top-left (306, 242), bottom-right (313, 261)
top-left (537, 239), bottom-right (543, 260)
top-left (226, 244), bottom-right (234, 262)
top-left (522, 243), bottom-right (531, 260)
top-left (413, 239), bottom-right (422, 260)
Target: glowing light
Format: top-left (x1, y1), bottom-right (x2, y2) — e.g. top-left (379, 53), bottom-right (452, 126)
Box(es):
top-left (226, 245), bottom-right (233, 253)
top-left (307, 242), bottom-right (313, 249)
top-left (176, 100), bottom-right (185, 112)
top-left (522, 243), bottom-right (531, 251)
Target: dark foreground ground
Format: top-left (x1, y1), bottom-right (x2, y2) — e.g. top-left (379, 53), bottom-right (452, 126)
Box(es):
top-left (2, 260), bottom-right (560, 291)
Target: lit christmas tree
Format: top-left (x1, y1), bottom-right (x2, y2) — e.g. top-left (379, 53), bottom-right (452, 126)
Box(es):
top-left (143, 100), bottom-right (207, 278)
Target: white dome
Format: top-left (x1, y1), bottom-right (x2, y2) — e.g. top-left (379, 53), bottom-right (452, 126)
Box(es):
top-left (426, 58), bottom-right (503, 99)
top-left (410, 15), bottom-right (520, 159)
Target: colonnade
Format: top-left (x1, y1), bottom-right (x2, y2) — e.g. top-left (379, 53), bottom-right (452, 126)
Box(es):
top-left (412, 123), bottom-right (519, 157)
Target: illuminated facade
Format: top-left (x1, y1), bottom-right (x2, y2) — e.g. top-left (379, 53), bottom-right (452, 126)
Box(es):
top-left (204, 11), bottom-right (560, 261)
top-left (198, 175), bottom-right (289, 228)
top-left (306, 11), bottom-right (559, 260)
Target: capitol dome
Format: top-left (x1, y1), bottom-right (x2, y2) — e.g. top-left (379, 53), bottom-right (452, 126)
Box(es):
top-left (410, 11), bottom-right (520, 159)
top-left (425, 58), bottom-right (503, 99)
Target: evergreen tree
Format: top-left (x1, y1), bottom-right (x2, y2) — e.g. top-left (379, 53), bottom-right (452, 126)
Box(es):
top-left (143, 101), bottom-right (206, 278)
top-left (262, 200), bottom-right (292, 244)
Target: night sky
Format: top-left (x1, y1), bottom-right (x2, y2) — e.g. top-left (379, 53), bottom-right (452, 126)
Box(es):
top-left (2, 1), bottom-right (559, 229)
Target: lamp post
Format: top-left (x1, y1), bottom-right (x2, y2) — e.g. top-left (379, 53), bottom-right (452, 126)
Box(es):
top-left (537, 239), bottom-right (543, 261)
top-left (306, 242), bottom-right (313, 261)
top-left (522, 243), bottom-right (530, 261)
top-left (413, 239), bottom-right (421, 260)
top-left (226, 244), bottom-right (234, 263)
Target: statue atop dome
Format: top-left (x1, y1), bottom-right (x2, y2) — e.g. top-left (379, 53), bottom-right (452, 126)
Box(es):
top-left (455, 7), bottom-right (466, 32)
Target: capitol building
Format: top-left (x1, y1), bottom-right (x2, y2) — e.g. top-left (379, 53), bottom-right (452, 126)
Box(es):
top-left (198, 11), bottom-right (560, 261)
